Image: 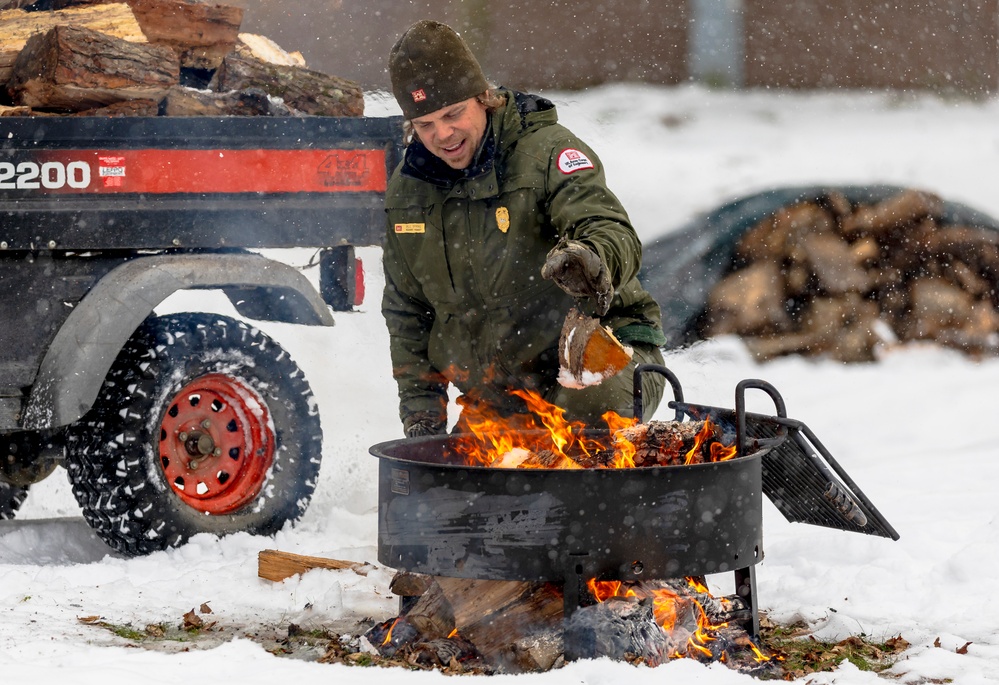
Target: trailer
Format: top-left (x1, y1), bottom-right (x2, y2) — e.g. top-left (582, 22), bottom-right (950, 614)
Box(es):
top-left (0, 114), bottom-right (403, 556)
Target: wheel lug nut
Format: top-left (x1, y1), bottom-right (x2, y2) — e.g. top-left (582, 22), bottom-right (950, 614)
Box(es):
top-left (179, 432), bottom-right (188, 441)
top-left (213, 448), bottom-right (222, 457)
top-left (201, 419), bottom-right (211, 429)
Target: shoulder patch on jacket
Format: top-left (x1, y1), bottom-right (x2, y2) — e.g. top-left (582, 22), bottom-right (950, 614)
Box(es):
top-left (557, 148), bottom-right (595, 174)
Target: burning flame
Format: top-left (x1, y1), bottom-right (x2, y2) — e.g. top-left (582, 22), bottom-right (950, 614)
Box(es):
top-left (382, 617), bottom-right (401, 646)
top-left (685, 420), bottom-right (738, 465)
top-left (451, 389), bottom-right (735, 470)
top-left (586, 577), bottom-right (773, 664)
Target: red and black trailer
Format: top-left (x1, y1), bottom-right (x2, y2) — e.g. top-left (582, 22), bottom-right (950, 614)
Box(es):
top-left (0, 114), bottom-right (403, 556)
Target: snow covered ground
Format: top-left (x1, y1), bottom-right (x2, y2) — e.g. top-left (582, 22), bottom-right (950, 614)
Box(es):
top-left (3, 85), bottom-right (999, 684)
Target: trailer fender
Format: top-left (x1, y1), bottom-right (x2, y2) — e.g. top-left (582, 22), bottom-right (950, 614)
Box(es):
top-left (23, 252), bottom-right (334, 431)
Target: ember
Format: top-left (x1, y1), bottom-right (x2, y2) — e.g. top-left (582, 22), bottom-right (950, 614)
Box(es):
top-left (365, 615), bottom-right (485, 670)
top-left (450, 389), bottom-right (739, 469)
top-left (367, 575), bottom-right (779, 675)
top-left (580, 577), bottom-right (779, 673)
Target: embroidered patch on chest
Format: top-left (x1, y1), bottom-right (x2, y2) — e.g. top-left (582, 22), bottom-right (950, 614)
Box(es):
top-left (496, 206), bottom-right (510, 233)
top-left (557, 148), bottom-right (595, 174)
top-left (394, 223), bottom-right (425, 234)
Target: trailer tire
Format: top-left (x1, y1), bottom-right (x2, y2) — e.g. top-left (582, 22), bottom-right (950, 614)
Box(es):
top-left (65, 313), bottom-right (323, 557)
top-left (0, 482), bottom-right (29, 519)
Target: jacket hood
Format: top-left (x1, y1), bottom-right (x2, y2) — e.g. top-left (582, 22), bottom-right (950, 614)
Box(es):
top-left (498, 90), bottom-right (558, 150)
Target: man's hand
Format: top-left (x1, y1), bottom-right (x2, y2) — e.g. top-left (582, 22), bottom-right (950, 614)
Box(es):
top-left (403, 411), bottom-right (447, 438)
top-left (541, 239), bottom-right (613, 315)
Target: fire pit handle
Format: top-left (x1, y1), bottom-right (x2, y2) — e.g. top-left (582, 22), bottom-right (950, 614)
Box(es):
top-left (633, 364), bottom-right (685, 422)
top-left (735, 379), bottom-right (787, 456)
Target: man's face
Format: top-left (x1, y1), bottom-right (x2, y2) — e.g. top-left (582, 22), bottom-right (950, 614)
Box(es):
top-left (411, 97), bottom-right (488, 170)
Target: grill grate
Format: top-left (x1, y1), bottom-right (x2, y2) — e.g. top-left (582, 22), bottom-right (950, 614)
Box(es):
top-left (673, 401), bottom-right (898, 541)
top-left (751, 415), bottom-right (898, 540)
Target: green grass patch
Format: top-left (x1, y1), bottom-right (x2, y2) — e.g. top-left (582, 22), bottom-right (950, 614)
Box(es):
top-left (759, 618), bottom-right (910, 679)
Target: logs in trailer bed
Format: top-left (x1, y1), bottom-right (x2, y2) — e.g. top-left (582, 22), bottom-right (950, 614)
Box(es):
top-left (1, 0), bottom-right (364, 117)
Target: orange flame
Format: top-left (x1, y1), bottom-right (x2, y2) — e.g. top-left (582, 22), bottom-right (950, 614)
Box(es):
top-left (604, 410), bottom-right (639, 468)
top-left (451, 389), bottom-right (735, 471)
top-left (381, 617), bottom-right (401, 646)
top-left (586, 577), bottom-right (773, 664)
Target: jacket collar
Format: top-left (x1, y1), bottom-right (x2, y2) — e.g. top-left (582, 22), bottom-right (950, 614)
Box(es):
top-left (400, 89), bottom-right (558, 188)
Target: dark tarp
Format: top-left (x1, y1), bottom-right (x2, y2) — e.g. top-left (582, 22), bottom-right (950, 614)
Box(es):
top-left (639, 184), bottom-right (999, 348)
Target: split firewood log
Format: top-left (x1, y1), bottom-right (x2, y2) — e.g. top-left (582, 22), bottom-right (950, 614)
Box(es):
top-left (509, 629), bottom-right (564, 672)
top-left (0, 104), bottom-right (32, 115)
top-left (939, 259), bottom-right (993, 300)
top-left (256, 549), bottom-right (371, 582)
top-left (614, 420), bottom-right (709, 467)
top-left (933, 301), bottom-right (999, 354)
top-left (849, 235), bottom-right (881, 265)
top-left (840, 189), bottom-right (943, 238)
top-left (8, 24), bottom-right (178, 111)
top-left (121, 0), bottom-right (242, 69)
top-left (796, 232), bottom-right (873, 295)
top-left (42, 0), bottom-right (243, 69)
top-left (404, 578), bottom-right (456, 640)
top-left (73, 97), bottom-right (160, 116)
top-left (160, 84), bottom-right (297, 116)
top-left (0, 3), bottom-right (145, 84)
top-left (211, 51), bottom-right (364, 117)
top-left (820, 189), bottom-right (854, 220)
top-left (236, 32), bottom-right (306, 67)
top-left (389, 570), bottom-right (435, 599)
top-left (735, 200), bottom-right (836, 265)
top-left (924, 225), bottom-right (999, 284)
top-left (745, 294), bottom-right (881, 362)
top-left (897, 277), bottom-right (977, 341)
top-left (410, 578), bottom-right (563, 668)
top-left (703, 262), bottom-right (790, 337)
top-left (873, 217), bottom-right (938, 276)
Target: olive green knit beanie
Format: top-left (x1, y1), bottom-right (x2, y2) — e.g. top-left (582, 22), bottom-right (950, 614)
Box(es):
top-left (388, 20), bottom-right (489, 119)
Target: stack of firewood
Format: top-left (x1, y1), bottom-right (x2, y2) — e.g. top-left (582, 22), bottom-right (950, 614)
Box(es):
top-left (0, 0), bottom-right (363, 116)
top-left (699, 189), bottom-right (999, 362)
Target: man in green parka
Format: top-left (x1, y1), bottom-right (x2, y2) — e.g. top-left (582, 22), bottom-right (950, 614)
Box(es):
top-left (382, 20), bottom-right (668, 438)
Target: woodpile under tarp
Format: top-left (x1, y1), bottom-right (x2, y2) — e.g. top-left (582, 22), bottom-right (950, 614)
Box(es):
top-left (1, 0), bottom-right (363, 116)
top-left (695, 188), bottom-right (999, 362)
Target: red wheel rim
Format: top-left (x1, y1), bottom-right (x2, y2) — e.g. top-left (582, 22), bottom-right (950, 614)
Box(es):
top-left (158, 373), bottom-right (274, 515)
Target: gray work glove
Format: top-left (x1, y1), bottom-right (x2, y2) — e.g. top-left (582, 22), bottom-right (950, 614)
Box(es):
top-left (403, 411), bottom-right (447, 438)
top-left (541, 239), bottom-right (613, 316)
